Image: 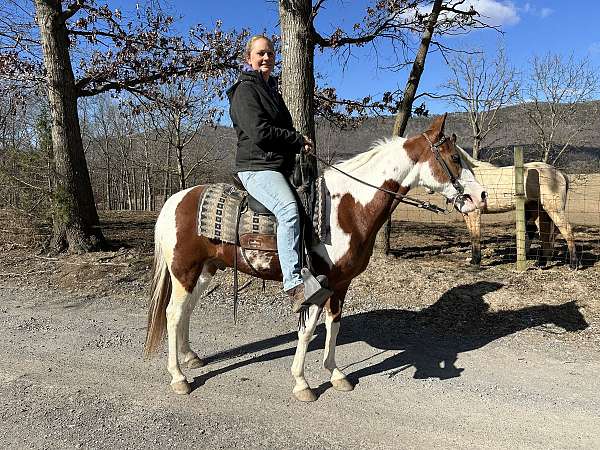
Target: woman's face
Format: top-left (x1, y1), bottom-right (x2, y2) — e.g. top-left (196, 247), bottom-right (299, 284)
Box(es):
top-left (246, 38), bottom-right (275, 80)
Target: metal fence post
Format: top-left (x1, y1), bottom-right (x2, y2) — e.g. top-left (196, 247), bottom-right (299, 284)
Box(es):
top-left (514, 146), bottom-right (527, 271)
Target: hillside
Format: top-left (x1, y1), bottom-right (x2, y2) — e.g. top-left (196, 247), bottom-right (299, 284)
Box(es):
top-left (206, 100), bottom-right (600, 183)
top-left (314, 100), bottom-right (600, 172)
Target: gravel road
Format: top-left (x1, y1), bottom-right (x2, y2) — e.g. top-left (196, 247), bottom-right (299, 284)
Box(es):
top-left (1, 274), bottom-right (599, 450)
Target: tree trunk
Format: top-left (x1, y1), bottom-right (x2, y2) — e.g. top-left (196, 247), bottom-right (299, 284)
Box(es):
top-left (144, 162), bottom-right (153, 211)
top-left (132, 167), bottom-right (138, 210)
top-left (162, 146), bottom-right (171, 205)
top-left (35, 0), bottom-right (105, 252)
top-left (542, 145), bottom-right (550, 164)
top-left (105, 154), bottom-right (112, 210)
top-left (392, 0), bottom-right (443, 138)
top-left (470, 116), bottom-right (482, 160)
top-left (278, 0), bottom-right (315, 140)
top-left (472, 136), bottom-right (482, 160)
top-left (126, 169), bottom-right (133, 210)
top-left (176, 146), bottom-right (186, 191)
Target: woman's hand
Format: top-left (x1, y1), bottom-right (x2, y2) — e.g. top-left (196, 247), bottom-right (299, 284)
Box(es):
top-left (302, 135), bottom-right (315, 155)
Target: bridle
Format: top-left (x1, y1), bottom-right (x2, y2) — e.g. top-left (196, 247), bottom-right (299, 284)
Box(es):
top-left (307, 135), bottom-right (468, 215)
top-left (421, 132), bottom-right (465, 196)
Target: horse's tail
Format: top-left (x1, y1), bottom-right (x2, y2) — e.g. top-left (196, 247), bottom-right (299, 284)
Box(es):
top-left (144, 227), bottom-right (172, 356)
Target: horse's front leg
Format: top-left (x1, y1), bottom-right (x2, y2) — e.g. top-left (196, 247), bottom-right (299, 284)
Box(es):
top-left (291, 304), bottom-right (323, 402)
top-left (323, 288), bottom-right (354, 392)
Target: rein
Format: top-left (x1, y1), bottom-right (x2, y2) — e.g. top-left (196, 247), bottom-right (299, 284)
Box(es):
top-left (309, 145), bottom-right (454, 215)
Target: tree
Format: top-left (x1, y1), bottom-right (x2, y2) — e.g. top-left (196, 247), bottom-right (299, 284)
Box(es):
top-left (1, 0), bottom-right (245, 252)
top-left (520, 53), bottom-right (599, 164)
top-left (444, 45), bottom-right (518, 159)
top-left (136, 79), bottom-right (223, 192)
top-left (0, 88), bottom-right (45, 210)
top-left (278, 1), bottom-right (493, 146)
top-left (276, 1), bottom-right (498, 256)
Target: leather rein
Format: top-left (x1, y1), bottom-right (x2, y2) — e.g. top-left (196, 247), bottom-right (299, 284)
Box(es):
top-left (309, 133), bottom-right (466, 215)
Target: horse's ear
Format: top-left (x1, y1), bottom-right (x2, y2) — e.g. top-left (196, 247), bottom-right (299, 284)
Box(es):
top-left (451, 133), bottom-right (457, 144)
top-left (428, 113), bottom-right (447, 136)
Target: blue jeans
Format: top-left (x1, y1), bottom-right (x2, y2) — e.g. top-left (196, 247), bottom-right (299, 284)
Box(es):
top-left (237, 170), bottom-right (302, 291)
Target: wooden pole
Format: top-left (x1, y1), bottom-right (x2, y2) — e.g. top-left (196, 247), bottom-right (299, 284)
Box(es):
top-left (514, 146), bottom-right (527, 271)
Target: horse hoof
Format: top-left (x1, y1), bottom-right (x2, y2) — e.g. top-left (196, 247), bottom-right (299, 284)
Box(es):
top-left (332, 378), bottom-right (354, 392)
top-left (171, 380), bottom-right (191, 395)
top-left (294, 388), bottom-right (317, 402)
top-left (187, 357), bottom-right (205, 369)
top-left (569, 259), bottom-right (582, 271)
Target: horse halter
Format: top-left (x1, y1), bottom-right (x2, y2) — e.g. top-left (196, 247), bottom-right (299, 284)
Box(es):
top-left (421, 133), bottom-right (465, 195)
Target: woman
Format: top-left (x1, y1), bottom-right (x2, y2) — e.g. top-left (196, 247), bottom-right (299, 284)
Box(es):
top-left (226, 35), bottom-right (328, 313)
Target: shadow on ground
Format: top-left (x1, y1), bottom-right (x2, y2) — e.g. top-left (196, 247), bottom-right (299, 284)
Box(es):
top-left (191, 281), bottom-right (587, 393)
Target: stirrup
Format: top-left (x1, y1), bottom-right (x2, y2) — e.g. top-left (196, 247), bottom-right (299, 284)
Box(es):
top-left (296, 267), bottom-right (332, 312)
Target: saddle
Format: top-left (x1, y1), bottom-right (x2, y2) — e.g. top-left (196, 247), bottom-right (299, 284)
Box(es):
top-left (197, 182), bottom-right (279, 252)
top-left (197, 155), bottom-right (332, 322)
top-left (197, 172), bottom-right (329, 254)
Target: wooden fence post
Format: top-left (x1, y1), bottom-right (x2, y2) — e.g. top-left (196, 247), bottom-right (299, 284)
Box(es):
top-left (514, 146), bottom-right (527, 271)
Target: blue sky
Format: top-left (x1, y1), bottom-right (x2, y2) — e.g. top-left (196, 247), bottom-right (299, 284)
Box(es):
top-left (120, 1), bottom-right (600, 114)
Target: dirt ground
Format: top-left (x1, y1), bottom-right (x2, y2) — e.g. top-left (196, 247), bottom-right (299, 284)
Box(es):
top-left (0, 210), bottom-right (599, 449)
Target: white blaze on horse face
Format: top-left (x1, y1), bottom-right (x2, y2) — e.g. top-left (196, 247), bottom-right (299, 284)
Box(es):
top-left (418, 163), bottom-right (486, 214)
top-left (456, 167), bottom-right (487, 213)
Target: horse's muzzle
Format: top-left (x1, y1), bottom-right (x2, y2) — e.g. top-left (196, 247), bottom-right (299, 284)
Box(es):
top-left (452, 190), bottom-right (487, 213)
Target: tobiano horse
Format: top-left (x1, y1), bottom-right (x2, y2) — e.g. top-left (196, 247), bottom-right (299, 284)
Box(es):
top-left (457, 147), bottom-right (579, 269)
top-left (144, 114), bottom-right (488, 401)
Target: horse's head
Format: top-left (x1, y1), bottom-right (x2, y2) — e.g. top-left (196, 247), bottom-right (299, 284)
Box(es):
top-left (411, 114), bottom-right (487, 214)
top-left (547, 301), bottom-right (588, 332)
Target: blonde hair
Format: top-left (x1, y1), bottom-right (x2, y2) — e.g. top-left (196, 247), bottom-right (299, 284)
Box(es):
top-left (244, 35), bottom-right (274, 60)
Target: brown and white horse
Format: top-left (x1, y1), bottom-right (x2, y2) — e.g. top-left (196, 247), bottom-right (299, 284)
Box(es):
top-left (144, 114), bottom-right (487, 401)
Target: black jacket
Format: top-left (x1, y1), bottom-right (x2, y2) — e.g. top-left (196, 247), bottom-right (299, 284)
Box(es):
top-left (226, 70), bottom-right (303, 174)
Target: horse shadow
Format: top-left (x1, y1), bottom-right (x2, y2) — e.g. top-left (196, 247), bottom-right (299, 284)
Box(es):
top-left (191, 281), bottom-right (588, 394)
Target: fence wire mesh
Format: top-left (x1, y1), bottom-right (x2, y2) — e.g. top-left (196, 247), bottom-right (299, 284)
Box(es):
top-left (387, 168), bottom-right (600, 268)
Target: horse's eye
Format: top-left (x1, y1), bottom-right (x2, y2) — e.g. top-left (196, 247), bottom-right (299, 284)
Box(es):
top-left (451, 154), bottom-right (461, 164)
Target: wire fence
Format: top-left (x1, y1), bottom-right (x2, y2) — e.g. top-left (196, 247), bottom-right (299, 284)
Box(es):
top-left (385, 167), bottom-right (600, 269)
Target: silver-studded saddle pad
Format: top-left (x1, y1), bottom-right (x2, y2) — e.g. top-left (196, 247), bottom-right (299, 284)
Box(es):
top-left (197, 183), bottom-right (277, 245)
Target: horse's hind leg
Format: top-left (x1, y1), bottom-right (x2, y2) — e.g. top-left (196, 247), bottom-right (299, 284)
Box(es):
top-left (323, 288), bottom-right (353, 392)
top-left (525, 203), bottom-right (539, 255)
top-left (180, 264), bottom-right (216, 369)
top-left (166, 265), bottom-right (213, 395)
top-left (543, 207), bottom-right (579, 269)
top-left (165, 276), bottom-right (194, 394)
top-left (536, 209), bottom-right (555, 267)
top-left (291, 304), bottom-right (323, 402)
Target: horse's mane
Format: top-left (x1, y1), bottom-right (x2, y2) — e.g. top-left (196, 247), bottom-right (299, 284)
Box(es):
top-left (333, 136), bottom-right (406, 172)
top-left (456, 145), bottom-right (496, 169)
